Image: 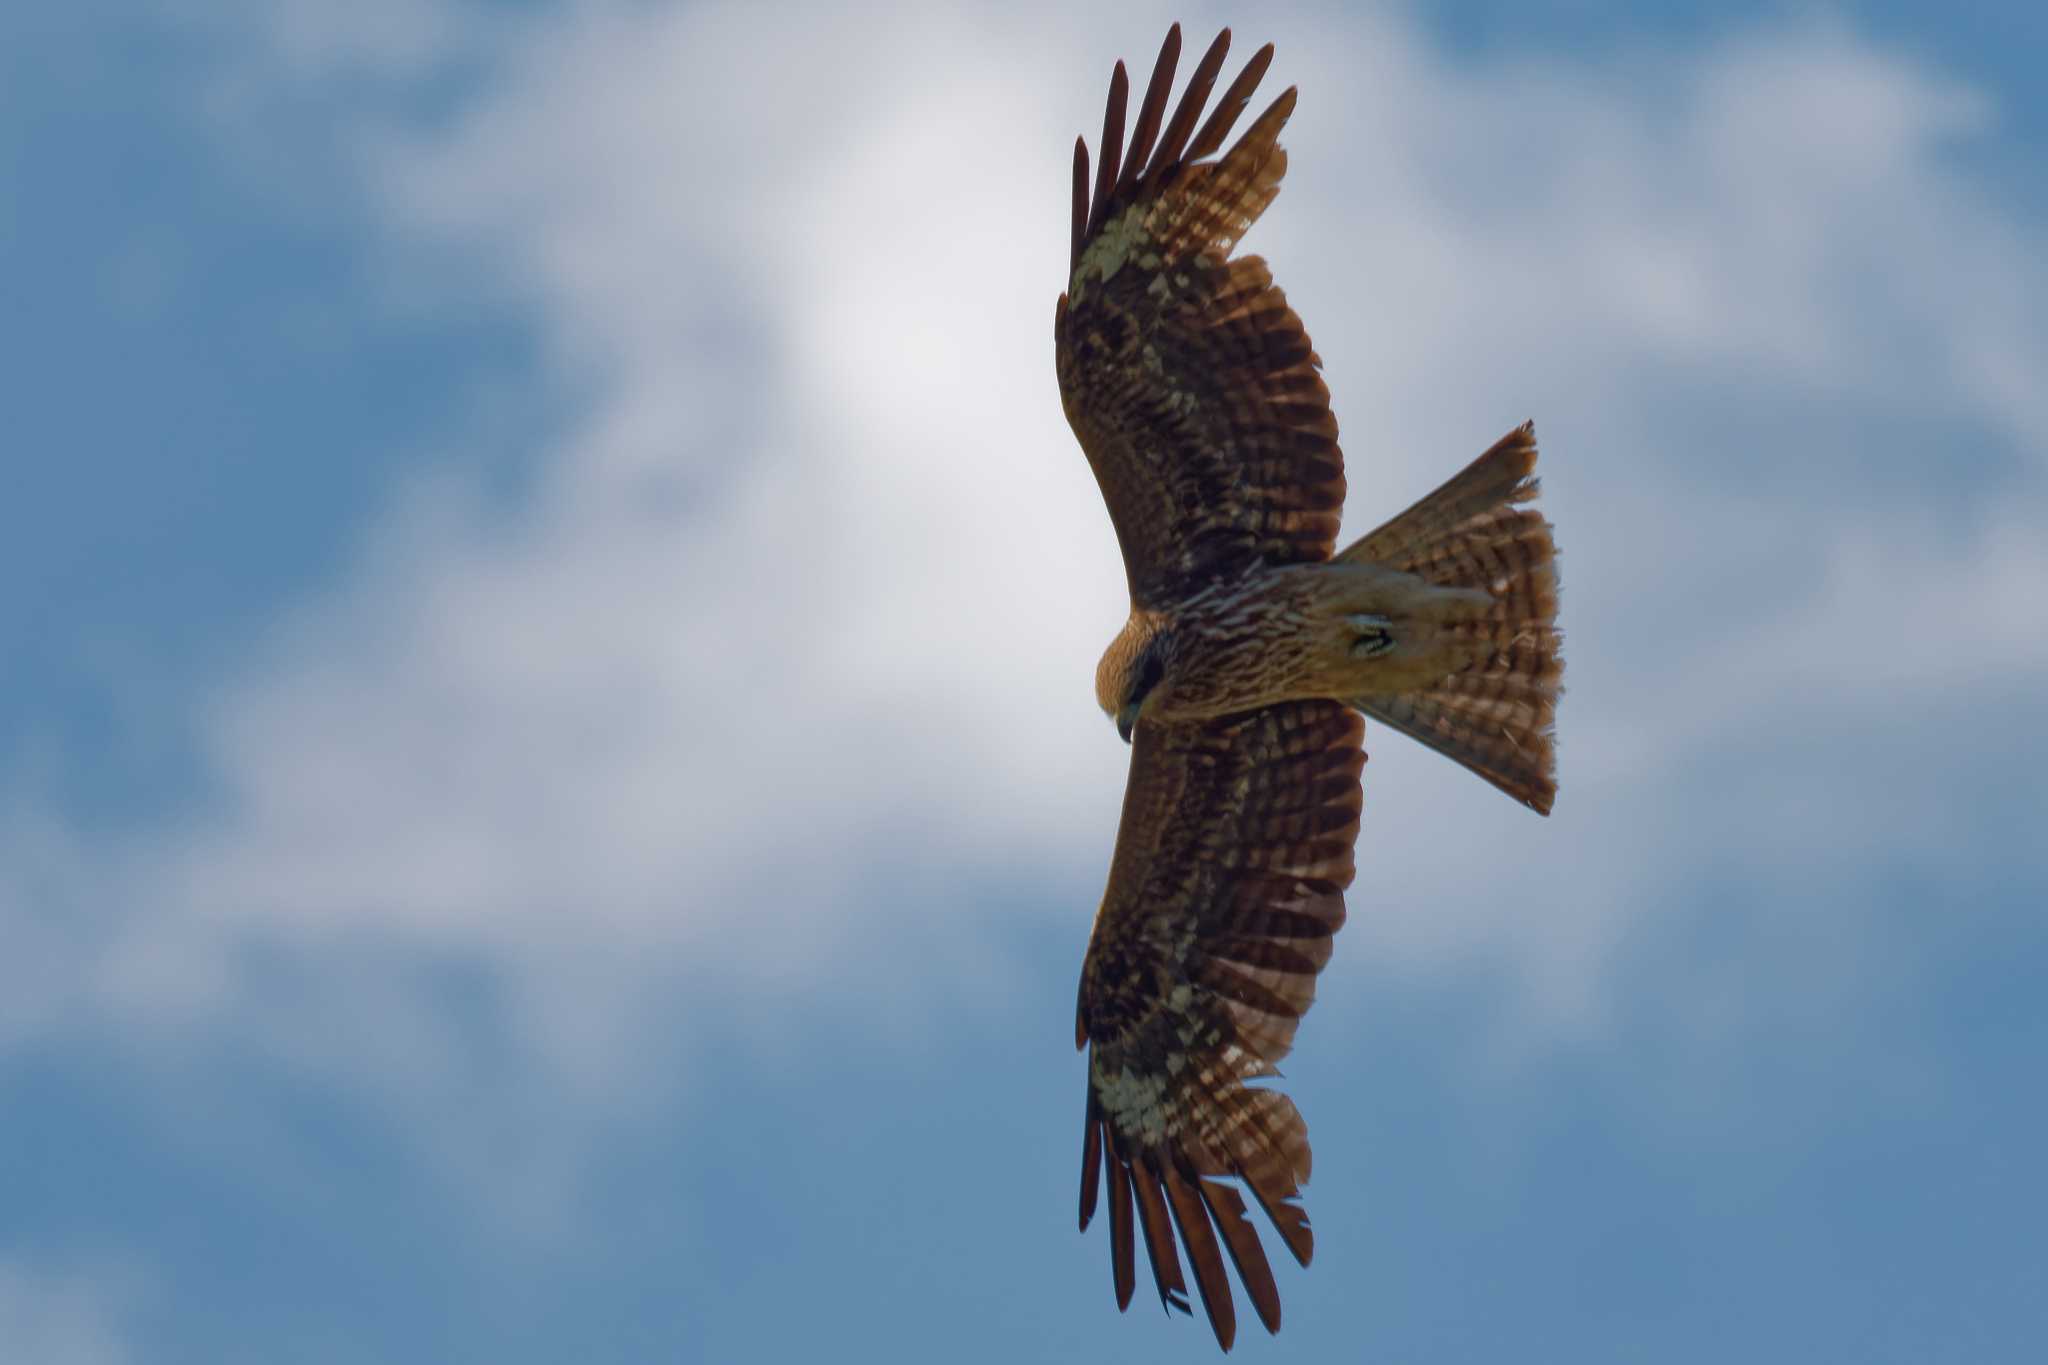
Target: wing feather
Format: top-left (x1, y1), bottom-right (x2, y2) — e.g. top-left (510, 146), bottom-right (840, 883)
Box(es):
top-left (1069, 136), bottom-right (1089, 276)
top-left (1086, 63), bottom-right (1128, 252)
top-left (1164, 1161), bottom-right (1237, 1349)
top-left (1075, 701), bottom-right (1363, 1347)
top-left (1116, 24), bottom-right (1180, 203)
top-left (1185, 41), bottom-right (1274, 163)
top-left (1057, 28), bottom-right (1343, 606)
top-left (1200, 1176), bottom-right (1282, 1335)
top-left (1079, 1097), bottom-right (1104, 1231)
top-left (1107, 1137), bottom-right (1137, 1310)
top-left (1131, 1154), bottom-right (1190, 1315)
top-left (1144, 27), bottom-right (1231, 189)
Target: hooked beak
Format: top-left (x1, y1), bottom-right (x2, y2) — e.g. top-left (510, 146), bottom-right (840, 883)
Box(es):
top-left (1115, 703), bottom-right (1140, 744)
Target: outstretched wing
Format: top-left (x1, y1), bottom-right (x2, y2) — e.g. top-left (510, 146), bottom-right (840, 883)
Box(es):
top-left (1076, 701), bottom-right (1364, 1349)
top-left (1056, 25), bottom-right (1345, 609)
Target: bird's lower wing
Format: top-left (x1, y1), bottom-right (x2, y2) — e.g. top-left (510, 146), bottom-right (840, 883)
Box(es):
top-left (1075, 700), bottom-right (1363, 1349)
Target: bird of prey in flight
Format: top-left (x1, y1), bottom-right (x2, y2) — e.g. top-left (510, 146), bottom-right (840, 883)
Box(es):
top-left (1056, 24), bottom-right (1563, 1351)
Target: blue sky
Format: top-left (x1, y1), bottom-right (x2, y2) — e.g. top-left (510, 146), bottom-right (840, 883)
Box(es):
top-left (4, 1), bottom-right (2046, 1360)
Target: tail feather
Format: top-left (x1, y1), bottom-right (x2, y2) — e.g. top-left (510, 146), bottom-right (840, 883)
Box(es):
top-left (1337, 422), bottom-right (1562, 814)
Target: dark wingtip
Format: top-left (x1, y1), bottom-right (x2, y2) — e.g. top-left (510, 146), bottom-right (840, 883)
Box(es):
top-left (1142, 25), bottom-right (1233, 188)
top-left (1185, 40), bottom-right (1277, 163)
top-left (1130, 1158), bottom-right (1192, 1319)
top-left (1080, 1113), bottom-right (1103, 1232)
top-left (1108, 1156), bottom-right (1136, 1311)
top-left (1085, 60), bottom-right (1128, 244)
top-left (1116, 23), bottom-right (1182, 200)
top-left (1164, 1164), bottom-right (1239, 1350)
top-left (1069, 136), bottom-right (1089, 271)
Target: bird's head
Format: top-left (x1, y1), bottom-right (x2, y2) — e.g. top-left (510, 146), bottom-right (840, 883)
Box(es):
top-left (1094, 618), bottom-right (1169, 744)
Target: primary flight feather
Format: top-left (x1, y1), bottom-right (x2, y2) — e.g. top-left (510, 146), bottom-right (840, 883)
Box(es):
top-left (1055, 24), bottom-right (1564, 1351)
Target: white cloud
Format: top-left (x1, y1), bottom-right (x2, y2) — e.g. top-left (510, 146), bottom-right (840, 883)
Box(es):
top-left (0, 1262), bottom-right (134, 1365)
top-left (8, 2), bottom-right (2047, 1120)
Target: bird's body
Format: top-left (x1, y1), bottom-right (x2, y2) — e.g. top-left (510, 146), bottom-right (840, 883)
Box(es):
top-left (1092, 558), bottom-right (1503, 726)
top-left (1055, 24), bottom-right (1563, 1351)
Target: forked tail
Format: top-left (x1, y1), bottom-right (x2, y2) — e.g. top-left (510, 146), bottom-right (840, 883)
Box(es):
top-left (1336, 422), bottom-right (1562, 814)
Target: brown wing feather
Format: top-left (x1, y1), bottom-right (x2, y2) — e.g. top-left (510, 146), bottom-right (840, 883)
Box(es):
top-left (1199, 1177), bottom-right (1282, 1335)
top-left (1130, 1155), bottom-right (1190, 1315)
top-left (1076, 700), bottom-right (1364, 1347)
top-left (1164, 1162), bottom-right (1237, 1349)
top-left (1106, 1139), bottom-right (1137, 1310)
top-left (1057, 26), bottom-right (1344, 607)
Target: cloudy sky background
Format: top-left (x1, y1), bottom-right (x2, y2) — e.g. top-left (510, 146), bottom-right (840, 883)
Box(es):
top-left (5, 1), bottom-right (2045, 1359)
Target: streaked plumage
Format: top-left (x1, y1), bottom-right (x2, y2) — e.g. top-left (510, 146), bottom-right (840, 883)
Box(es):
top-left (1055, 25), bottom-right (1564, 1350)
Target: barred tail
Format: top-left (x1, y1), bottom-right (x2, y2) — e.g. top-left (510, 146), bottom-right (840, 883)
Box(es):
top-left (1336, 422), bottom-right (1562, 814)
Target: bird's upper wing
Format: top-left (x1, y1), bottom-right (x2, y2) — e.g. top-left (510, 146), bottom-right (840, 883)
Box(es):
top-left (1056, 25), bottom-right (1345, 609)
top-left (1076, 700), bottom-right (1364, 1349)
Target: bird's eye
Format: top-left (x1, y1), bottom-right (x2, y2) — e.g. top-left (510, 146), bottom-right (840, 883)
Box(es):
top-left (1132, 649), bottom-right (1165, 705)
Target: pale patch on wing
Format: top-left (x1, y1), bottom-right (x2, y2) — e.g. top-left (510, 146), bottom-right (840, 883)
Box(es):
top-left (1094, 1059), bottom-right (1174, 1145)
top-left (1073, 203), bottom-right (1161, 298)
